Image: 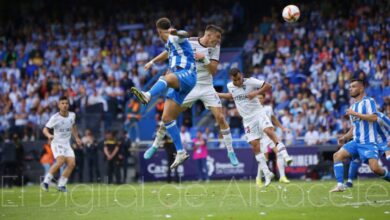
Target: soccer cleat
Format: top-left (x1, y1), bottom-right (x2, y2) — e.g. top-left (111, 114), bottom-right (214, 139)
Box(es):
top-left (170, 151), bottom-right (190, 169)
top-left (329, 184), bottom-right (346, 193)
top-left (144, 146), bottom-right (158, 159)
top-left (227, 151), bottom-right (239, 166)
top-left (264, 172), bottom-right (275, 187)
top-left (279, 176), bottom-right (290, 184)
top-left (41, 182), bottom-right (49, 192)
top-left (256, 177), bottom-right (263, 187)
top-left (130, 87), bottom-right (150, 104)
top-left (345, 181), bottom-right (353, 188)
top-left (57, 186), bottom-right (68, 192)
top-left (284, 155), bottom-right (293, 166)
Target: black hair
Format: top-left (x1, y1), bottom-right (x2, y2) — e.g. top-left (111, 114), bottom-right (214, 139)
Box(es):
top-left (156, 17), bottom-right (171, 30)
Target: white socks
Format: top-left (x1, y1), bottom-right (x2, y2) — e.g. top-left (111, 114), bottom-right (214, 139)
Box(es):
top-left (58, 176), bottom-right (68, 187)
top-left (277, 152), bottom-right (286, 177)
top-left (152, 125), bottom-right (166, 148)
top-left (221, 128), bottom-right (234, 152)
top-left (255, 153), bottom-right (271, 176)
top-left (276, 142), bottom-right (289, 158)
top-left (43, 173), bottom-right (53, 184)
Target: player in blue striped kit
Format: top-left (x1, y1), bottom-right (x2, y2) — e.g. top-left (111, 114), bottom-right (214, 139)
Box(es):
top-left (345, 111), bottom-right (390, 187)
top-left (131, 17), bottom-right (196, 169)
top-left (330, 79), bottom-right (390, 192)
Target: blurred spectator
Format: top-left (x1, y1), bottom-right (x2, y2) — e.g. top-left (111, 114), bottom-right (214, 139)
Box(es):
top-left (40, 140), bottom-right (54, 176)
top-left (180, 126), bottom-right (192, 150)
top-left (82, 129), bottom-right (101, 183)
top-left (125, 98), bottom-right (141, 142)
top-left (304, 125), bottom-right (320, 146)
top-left (104, 131), bottom-right (121, 184)
top-left (318, 126), bottom-right (331, 144)
top-left (119, 132), bottom-right (132, 183)
top-left (193, 131), bottom-right (209, 182)
top-left (71, 142), bottom-right (85, 183)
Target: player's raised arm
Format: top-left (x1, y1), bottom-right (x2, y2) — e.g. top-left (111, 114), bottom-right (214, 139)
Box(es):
top-left (247, 82), bottom-right (272, 100)
top-left (345, 99), bottom-right (378, 122)
top-left (271, 115), bottom-right (288, 132)
top-left (218, 92), bottom-right (233, 100)
top-left (145, 51), bottom-right (169, 70)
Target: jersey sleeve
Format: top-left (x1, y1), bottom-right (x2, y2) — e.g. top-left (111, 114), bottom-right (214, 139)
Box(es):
top-left (377, 112), bottom-right (390, 129)
top-left (168, 35), bottom-right (186, 44)
top-left (210, 45), bottom-right (220, 62)
top-left (45, 115), bottom-right (56, 129)
top-left (247, 77), bottom-right (265, 88)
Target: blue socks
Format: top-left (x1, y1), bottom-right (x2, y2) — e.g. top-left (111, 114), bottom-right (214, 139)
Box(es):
top-left (348, 159), bottom-right (360, 181)
top-left (165, 120), bottom-right (183, 152)
top-left (149, 78), bottom-right (167, 97)
top-left (334, 162), bottom-right (344, 184)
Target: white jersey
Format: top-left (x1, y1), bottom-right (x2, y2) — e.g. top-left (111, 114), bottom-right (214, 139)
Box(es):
top-left (45, 112), bottom-right (76, 144)
top-left (259, 105), bottom-right (274, 121)
top-left (227, 77), bottom-right (265, 127)
top-left (189, 37), bottom-right (220, 85)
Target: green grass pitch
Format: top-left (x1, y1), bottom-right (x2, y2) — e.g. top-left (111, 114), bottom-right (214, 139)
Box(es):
top-left (1, 179), bottom-right (389, 220)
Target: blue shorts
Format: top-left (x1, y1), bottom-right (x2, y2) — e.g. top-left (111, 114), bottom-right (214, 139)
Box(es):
top-left (342, 140), bottom-right (379, 163)
top-left (166, 68), bottom-right (196, 105)
top-left (378, 142), bottom-right (390, 156)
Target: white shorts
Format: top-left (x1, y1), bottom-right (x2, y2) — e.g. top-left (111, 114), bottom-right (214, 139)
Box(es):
top-left (244, 115), bottom-right (273, 143)
top-left (182, 84), bottom-right (222, 108)
top-left (51, 142), bottom-right (75, 158)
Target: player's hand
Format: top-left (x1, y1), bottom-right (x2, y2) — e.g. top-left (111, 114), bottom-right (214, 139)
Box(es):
top-left (345, 108), bottom-right (357, 116)
top-left (168, 28), bottom-right (177, 35)
top-left (195, 52), bottom-right (205, 61)
top-left (76, 137), bottom-right (83, 147)
top-left (281, 127), bottom-right (289, 133)
top-left (144, 61), bottom-right (154, 70)
top-left (337, 137), bottom-right (345, 146)
top-left (246, 91), bottom-right (258, 100)
top-left (47, 134), bottom-right (54, 142)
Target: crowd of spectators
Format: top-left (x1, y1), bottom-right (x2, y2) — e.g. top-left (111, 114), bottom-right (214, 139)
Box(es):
top-left (232, 0), bottom-right (390, 145)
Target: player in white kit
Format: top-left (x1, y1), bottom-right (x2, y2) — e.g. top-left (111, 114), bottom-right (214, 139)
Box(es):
top-left (143, 25), bottom-right (239, 166)
top-left (218, 68), bottom-right (292, 187)
top-left (41, 96), bottom-right (82, 192)
top-left (257, 94), bottom-right (291, 186)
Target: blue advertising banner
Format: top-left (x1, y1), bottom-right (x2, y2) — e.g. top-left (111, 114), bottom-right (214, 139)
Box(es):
top-left (139, 147), bottom-right (320, 181)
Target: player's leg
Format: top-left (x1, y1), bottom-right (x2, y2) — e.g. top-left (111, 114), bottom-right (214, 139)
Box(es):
top-left (367, 158), bottom-right (390, 181)
top-left (330, 141), bottom-right (355, 192)
top-left (209, 106), bottom-right (239, 166)
top-left (346, 158), bottom-right (361, 188)
top-left (263, 127), bottom-right (292, 165)
top-left (162, 99), bottom-right (190, 168)
top-left (144, 105), bottom-right (189, 159)
top-left (57, 156), bottom-right (76, 192)
top-left (250, 139), bottom-right (274, 187)
top-left (131, 72), bottom-right (180, 104)
top-left (273, 148), bottom-right (290, 184)
top-left (41, 155), bottom-right (66, 191)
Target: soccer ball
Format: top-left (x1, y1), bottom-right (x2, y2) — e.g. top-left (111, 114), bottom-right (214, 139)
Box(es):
top-left (282, 5), bottom-right (300, 22)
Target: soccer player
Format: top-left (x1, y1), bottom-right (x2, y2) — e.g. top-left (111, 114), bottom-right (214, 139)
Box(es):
top-left (345, 111), bottom-right (390, 188)
top-left (41, 96), bottom-right (82, 192)
top-left (218, 68), bottom-right (293, 187)
top-left (256, 94), bottom-right (290, 186)
top-left (143, 25), bottom-right (239, 166)
top-left (330, 79), bottom-right (390, 192)
top-left (130, 18), bottom-right (196, 168)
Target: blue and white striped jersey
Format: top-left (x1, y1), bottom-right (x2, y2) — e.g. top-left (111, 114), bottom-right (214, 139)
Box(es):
top-left (376, 112), bottom-right (390, 144)
top-left (165, 35), bottom-right (196, 72)
top-left (349, 96), bottom-right (378, 144)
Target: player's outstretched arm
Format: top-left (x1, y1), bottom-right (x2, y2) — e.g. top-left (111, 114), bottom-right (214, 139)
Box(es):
top-left (169, 28), bottom-right (189, 38)
top-left (346, 109), bottom-right (378, 122)
top-left (145, 51), bottom-right (169, 70)
top-left (218, 92), bottom-right (233, 100)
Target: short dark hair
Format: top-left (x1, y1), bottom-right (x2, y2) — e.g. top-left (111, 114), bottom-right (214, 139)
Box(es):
top-left (156, 17), bottom-right (171, 30)
top-left (350, 78), bottom-right (367, 87)
top-left (59, 96), bottom-right (69, 102)
top-left (205, 24), bottom-right (224, 34)
top-left (229, 67), bottom-right (242, 77)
